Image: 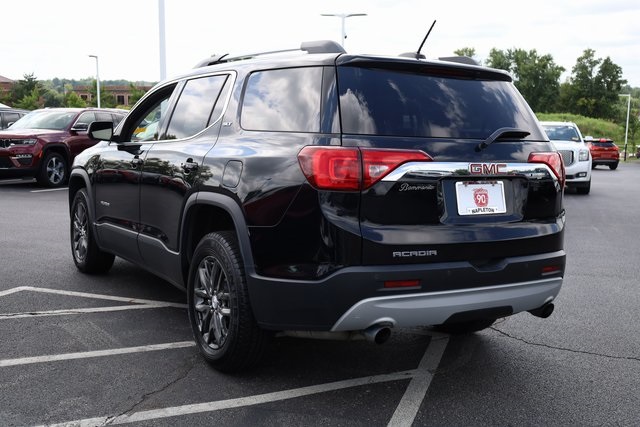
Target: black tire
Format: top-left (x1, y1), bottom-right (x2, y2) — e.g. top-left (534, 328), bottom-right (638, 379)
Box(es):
top-left (37, 151), bottom-right (68, 187)
top-left (187, 231), bottom-right (269, 372)
top-left (576, 180), bottom-right (591, 195)
top-left (609, 163), bottom-right (618, 170)
top-left (70, 189), bottom-right (115, 274)
top-left (433, 318), bottom-right (496, 335)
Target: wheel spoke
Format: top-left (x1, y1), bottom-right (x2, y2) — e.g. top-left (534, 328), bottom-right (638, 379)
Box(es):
top-left (195, 303), bottom-right (210, 313)
top-left (194, 288), bottom-right (208, 299)
top-left (211, 313), bottom-right (224, 345)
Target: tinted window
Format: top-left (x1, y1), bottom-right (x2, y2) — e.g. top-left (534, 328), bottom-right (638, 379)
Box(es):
top-left (3, 112), bottom-right (21, 128)
top-left (95, 112), bottom-right (113, 122)
top-left (165, 75), bottom-right (228, 140)
top-left (75, 112), bottom-right (96, 127)
top-left (125, 84), bottom-right (178, 142)
top-left (241, 67), bottom-right (322, 132)
top-left (113, 113), bottom-right (125, 126)
top-left (592, 141), bottom-right (616, 148)
top-left (337, 66), bottom-right (541, 139)
top-left (542, 125), bottom-right (580, 142)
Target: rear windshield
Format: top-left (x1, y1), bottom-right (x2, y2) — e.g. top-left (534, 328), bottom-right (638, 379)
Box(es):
top-left (337, 66), bottom-right (542, 139)
top-left (591, 141), bottom-right (616, 148)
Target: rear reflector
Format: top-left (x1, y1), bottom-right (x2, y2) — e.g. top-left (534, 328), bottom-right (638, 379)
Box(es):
top-left (541, 265), bottom-right (562, 275)
top-left (298, 146), bottom-right (432, 191)
top-left (384, 279), bottom-right (420, 288)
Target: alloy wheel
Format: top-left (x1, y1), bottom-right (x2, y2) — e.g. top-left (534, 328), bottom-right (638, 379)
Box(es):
top-left (194, 256), bottom-right (232, 350)
top-left (72, 202), bottom-right (88, 262)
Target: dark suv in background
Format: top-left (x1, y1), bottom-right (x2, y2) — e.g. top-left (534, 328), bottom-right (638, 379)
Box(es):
top-left (0, 107), bottom-right (126, 186)
top-left (69, 40), bottom-right (566, 372)
top-left (0, 106), bottom-right (28, 130)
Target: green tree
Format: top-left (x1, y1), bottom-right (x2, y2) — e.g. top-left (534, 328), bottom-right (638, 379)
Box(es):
top-left (486, 48), bottom-right (511, 71)
top-left (15, 88), bottom-right (41, 110)
top-left (128, 83), bottom-right (147, 106)
top-left (486, 48), bottom-right (564, 113)
top-left (64, 91), bottom-right (87, 108)
top-left (563, 49), bottom-right (626, 119)
top-left (10, 73), bottom-right (43, 107)
top-left (88, 80), bottom-right (117, 108)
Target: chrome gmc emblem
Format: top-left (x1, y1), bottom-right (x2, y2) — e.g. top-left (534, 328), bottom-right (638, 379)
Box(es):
top-left (469, 163), bottom-right (508, 175)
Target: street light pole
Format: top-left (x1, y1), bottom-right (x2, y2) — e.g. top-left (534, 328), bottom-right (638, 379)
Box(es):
top-left (321, 13), bottom-right (367, 49)
top-left (158, 0), bottom-right (167, 81)
top-left (619, 93), bottom-right (631, 161)
top-left (88, 54), bottom-right (100, 108)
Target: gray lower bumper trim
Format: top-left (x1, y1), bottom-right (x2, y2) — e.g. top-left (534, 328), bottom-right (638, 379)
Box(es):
top-left (331, 277), bottom-right (562, 331)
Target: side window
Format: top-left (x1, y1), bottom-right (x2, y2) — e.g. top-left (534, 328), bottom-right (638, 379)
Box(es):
top-left (132, 100), bottom-right (168, 141)
top-left (95, 112), bottom-right (112, 122)
top-left (123, 84), bottom-right (178, 142)
top-left (164, 75), bottom-right (228, 140)
top-left (74, 112), bottom-right (96, 130)
top-left (6, 112), bottom-right (20, 126)
top-left (241, 67), bottom-right (322, 132)
top-left (112, 114), bottom-right (125, 126)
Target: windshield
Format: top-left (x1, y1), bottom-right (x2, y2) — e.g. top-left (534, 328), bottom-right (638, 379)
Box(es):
top-left (542, 125), bottom-right (581, 142)
top-left (337, 66), bottom-right (544, 139)
top-left (9, 110), bottom-right (77, 130)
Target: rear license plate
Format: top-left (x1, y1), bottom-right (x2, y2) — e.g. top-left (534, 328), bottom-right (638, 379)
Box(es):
top-left (456, 181), bottom-right (506, 215)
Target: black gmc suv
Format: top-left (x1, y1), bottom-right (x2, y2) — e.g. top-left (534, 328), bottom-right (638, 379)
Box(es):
top-left (69, 41), bottom-right (566, 372)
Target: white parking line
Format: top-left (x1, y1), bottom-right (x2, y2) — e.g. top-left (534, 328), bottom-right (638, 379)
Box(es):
top-left (30, 187), bottom-right (68, 193)
top-left (0, 341), bottom-right (196, 368)
top-left (0, 304), bottom-right (181, 320)
top-left (43, 370), bottom-right (417, 427)
top-left (0, 286), bottom-right (187, 308)
top-left (387, 335), bottom-right (449, 427)
top-left (2, 285), bottom-right (449, 426)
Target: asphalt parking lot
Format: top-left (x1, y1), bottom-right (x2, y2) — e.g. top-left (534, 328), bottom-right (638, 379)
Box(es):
top-left (1, 164), bottom-right (639, 426)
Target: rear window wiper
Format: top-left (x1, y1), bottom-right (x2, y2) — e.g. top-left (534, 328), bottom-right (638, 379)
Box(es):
top-left (476, 127), bottom-right (530, 152)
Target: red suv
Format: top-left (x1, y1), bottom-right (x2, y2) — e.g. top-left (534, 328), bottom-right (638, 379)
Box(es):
top-left (586, 137), bottom-right (620, 170)
top-left (0, 108), bottom-right (126, 186)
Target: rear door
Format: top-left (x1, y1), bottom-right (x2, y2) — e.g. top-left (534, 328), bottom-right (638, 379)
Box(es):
top-left (334, 60), bottom-right (564, 267)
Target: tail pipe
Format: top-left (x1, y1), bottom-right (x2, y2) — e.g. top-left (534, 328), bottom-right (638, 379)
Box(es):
top-left (528, 302), bottom-right (555, 319)
top-left (363, 324), bottom-right (391, 344)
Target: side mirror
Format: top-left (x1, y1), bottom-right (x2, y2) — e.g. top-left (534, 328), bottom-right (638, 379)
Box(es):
top-left (87, 121), bottom-right (114, 141)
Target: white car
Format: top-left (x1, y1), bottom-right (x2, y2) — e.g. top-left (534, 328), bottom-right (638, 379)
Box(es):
top-left (540, 121), bottom-right (592, 194)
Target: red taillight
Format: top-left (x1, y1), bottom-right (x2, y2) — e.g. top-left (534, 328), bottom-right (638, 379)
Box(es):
top-left (528, 152), bottom-right (565, 188)
top-left (298, 146), bottom-right (432, 190)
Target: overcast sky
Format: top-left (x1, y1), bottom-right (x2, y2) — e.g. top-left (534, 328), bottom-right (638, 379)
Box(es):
top-left (2, 0), bottom-right (639, 88)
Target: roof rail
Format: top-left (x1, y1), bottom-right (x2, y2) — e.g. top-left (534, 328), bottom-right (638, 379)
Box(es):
top-left (194, 40), bottom-right (346, 68)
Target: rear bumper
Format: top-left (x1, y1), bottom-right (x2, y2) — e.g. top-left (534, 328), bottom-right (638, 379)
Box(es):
top-left (592, 158), bottom-right (619, 165)
top-left (247, 250), bottom-right (565, 331)
top-left (331, 277), bottom-right (561, 331)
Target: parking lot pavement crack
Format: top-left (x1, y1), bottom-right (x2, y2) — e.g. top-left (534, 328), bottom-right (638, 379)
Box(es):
top-left (111, 353), bottom-right (200, 421)
top-left (490, 327), bottom-right (640, 362)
